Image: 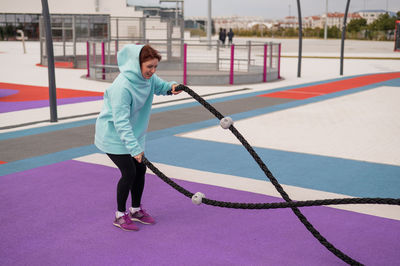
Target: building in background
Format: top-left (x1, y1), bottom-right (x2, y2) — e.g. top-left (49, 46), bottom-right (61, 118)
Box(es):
top-left (356, 10), bottom-right (397, 24)
top-left (320, 12), bottom-right (362, 29)
top-left (0, 0), bottom-right (184, 40)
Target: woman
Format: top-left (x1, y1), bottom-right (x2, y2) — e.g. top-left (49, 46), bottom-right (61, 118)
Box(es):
top-left (95, 44), bottom-right (181, 231)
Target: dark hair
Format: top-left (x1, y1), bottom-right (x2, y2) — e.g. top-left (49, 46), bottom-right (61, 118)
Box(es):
top-left (139, 45), bottom-right (162, 66)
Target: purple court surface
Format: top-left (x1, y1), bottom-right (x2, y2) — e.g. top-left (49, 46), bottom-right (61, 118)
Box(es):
top-left (0, 160), bottom-right (399, 265)
top-left (1, 39), bottom-right (400, 266)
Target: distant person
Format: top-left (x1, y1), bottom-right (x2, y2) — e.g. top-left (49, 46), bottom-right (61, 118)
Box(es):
top-left (94, 44), bottom-right (182, 231)
top-left (218, 28), bottom-right (224, 45)
top-left (227, 28), bottom-right (234, 46)
top-left (221, 28), bottom-right (227, 47)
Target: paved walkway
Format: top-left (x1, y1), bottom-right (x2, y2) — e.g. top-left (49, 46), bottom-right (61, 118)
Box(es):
top-left (1, 39), bottom-right (400, 265)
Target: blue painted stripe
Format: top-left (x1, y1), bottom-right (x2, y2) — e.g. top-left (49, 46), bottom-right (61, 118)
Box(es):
top-left (145, 136), bottom-right (400, 198)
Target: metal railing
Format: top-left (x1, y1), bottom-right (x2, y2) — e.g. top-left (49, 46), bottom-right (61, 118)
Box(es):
top-left (86, 40), bottom-right (281, 85)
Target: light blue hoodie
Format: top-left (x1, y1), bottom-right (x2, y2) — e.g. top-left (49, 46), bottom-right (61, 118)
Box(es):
top-left (94, 44), bottom-right (175, 156)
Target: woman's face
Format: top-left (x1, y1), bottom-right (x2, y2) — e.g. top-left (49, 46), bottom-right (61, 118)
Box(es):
top-left (141, 58), bottom-right (158, 79)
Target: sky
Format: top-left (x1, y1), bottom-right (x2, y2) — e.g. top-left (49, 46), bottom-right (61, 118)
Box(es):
top-left (128, 0), bottom-right (400, 19)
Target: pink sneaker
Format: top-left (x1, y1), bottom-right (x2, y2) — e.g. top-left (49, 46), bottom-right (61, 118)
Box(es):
top-left (113, 213), bottom-right (139, 231)
top-left (130, 206), bottom-right (155, 225)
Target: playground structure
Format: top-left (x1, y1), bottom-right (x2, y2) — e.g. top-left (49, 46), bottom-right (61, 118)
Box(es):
top-left (39, 14), bottom-right (184, 68)
top-left (85, 39), bottom-right (281, 85)
top-left (38, 14), bottom-right (280, 85)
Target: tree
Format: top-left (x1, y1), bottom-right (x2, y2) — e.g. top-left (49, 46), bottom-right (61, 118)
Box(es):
top-left (347, 18), bottom-right (367, 32)
top-left (328, 26), bottom-right (341, 38)
top-left (369, 13), bottom-right (396, 31)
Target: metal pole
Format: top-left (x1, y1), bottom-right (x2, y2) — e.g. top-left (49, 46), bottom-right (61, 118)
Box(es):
top-left (207, 0), bottom-right (212, 50)
top-left (39, 17), bottom-right (44, 65)
top-left (116, 18), bottom-right (119, 39)
top-left (41, 0), bottom-right (58, 122)
top-left (183, 43), bottom-right (187, 85)
top-left (296, 0), bottom-right (302, 78)
top-left (247, 40), bottom-right (251, 72)
top-left (115, 40), bottom-right (118, 64)
top-left (278, 43), bottom-right (281, 79)
top-left (167, 19), bottom-right (172, 60)
top-left (269, 42), bottom-right (273, 68)
top-left (340, 0), bottom-right (351, 76)
top-left (72, 15), bottom-right (76, 61)
top-left (216, 40), bottom-right (220, 70)
top-left (324, 0), bottom-right (328, 40)
top-left (107, 16), bottom-right (111, 64)
top-left (62, 18), bottom-right (66, 59)
top-left (175, 2), bottom-right (178, 26)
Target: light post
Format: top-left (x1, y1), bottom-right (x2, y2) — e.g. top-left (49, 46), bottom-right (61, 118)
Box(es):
top-left (41, 0), bottom-right (58, 122)
top-left (324, 0), bottom-right (328, 40)
top-left (207, 0), bottom-right (212, 49)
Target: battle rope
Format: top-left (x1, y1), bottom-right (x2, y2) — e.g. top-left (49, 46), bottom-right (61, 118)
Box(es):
top-left (145, 84), bottom-right (400, 265)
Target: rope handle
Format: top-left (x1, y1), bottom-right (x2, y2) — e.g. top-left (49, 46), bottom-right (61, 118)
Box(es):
top-left (146, 84), bottom-right (399, 265)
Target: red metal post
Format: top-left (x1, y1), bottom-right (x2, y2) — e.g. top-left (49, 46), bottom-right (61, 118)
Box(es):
top-left (86, 41), bottom-right (90, 77)
top-left (263, 44), bottom-right (267, 82)
top-left (101, 42), bottom-right (105, 80)
top-left (229, 44), bottom-right (235, 85)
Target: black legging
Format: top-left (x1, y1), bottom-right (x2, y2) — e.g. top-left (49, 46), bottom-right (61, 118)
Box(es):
top-left (107, 153), bottom-right (147, 212)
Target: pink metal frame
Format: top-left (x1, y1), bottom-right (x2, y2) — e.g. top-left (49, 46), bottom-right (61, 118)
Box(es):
top-left (263, 44), bottom-right (268, 82)
top-left (230, 45), bottom-right (235, 85)
top-left (86, 41), bottom-right (90, 77)
top-left (101, 42), bottom-right (105, 80)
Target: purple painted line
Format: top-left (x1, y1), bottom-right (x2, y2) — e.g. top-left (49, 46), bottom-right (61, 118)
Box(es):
top-left (0, 160), bottom-right (399, 265)
top-left (0, 89), bottom-right (18, 98)
top-left (0, 96), bottom-right (103, 113)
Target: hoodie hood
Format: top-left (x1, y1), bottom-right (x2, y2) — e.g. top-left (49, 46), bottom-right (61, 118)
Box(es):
top-left (117, 44), bottom-right (148, 84)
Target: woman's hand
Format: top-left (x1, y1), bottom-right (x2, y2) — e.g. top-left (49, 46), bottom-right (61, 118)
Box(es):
top-left (134, 152), bottom-right (144, 163)
top-left (171, 84), bottom-right (183, 95)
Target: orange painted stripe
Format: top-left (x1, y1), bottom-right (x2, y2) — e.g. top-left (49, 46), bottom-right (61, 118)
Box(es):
top-left (261, 91), bottom-right (323, 100)
top-left (0, 161), bottom-right (7, 164)
top-left (0, 82), bottom-right (103, 102)
top-left (36, 62), bottom-right (75, 69)
top-left (259, 72), bottom-right (400, 99)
